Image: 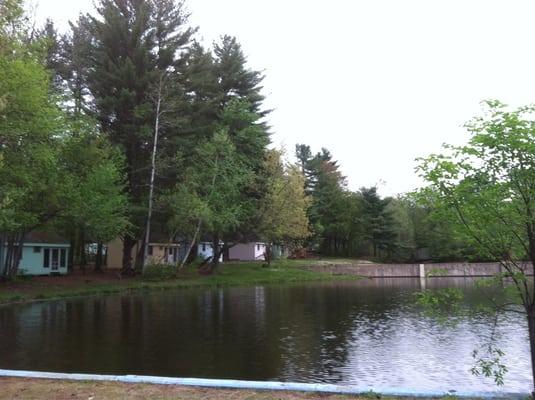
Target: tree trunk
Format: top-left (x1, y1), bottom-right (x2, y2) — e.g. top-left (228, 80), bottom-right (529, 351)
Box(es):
top-left (222, 243), bottom-right (230, 262)
top-left (210, 235), bottom-right (220, 273)
top-left (527, 307), bottom-right (535, 397)
top-left (94, 242), bottom-right (103, 272)
top-left (79, 229), bottom-right (86, 273)
top-left (265, 243), bottom-right (272, 267)
top-left (134, 238), bottom-right (145, 270)
top-left (0, 232), bottom-right (5, 279)
top-left (142, 73), bottom-right (164, 274)
top-left (180, 220), bottom-right (201, 270)
top-left (13, 232), bottom-right (24, 276)
top-left (3, 235), bottom-right (14, 278)
top-left (3, 232), bottom-right (26, 279)
top-left (122, 236), bottom-right (136, 274)
top-left (68, 232), bottom-right (75, 272)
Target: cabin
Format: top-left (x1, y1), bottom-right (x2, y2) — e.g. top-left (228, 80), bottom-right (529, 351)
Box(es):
top-left (0, 231), bottom-right (70, 276)
top-left (106, 233), bottom-right (183, 268)
top-left (197, 242), bottom-right (223, 262)
top-left (146, 240), bottom-right (181, 265)
top-left (228, 242), bottom-right (267, 261)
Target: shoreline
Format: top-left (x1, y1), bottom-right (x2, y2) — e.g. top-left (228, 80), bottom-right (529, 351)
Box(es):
top-left (0, 377), bottom-right (382, 400)
top-left (0, 371), bottom-right (525, 400)
top-left (0, 261), bottom-right (360, 306)
top-left (2, 259), bottom-right (522, 307)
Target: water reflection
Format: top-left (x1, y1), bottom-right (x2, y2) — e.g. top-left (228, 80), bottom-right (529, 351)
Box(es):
top-left (0, 278), bottom-right (530, 392)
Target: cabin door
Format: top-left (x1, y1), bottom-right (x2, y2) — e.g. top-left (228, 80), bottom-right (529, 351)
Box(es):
top-left (43, 248), bottom-right (67, 271)
top-left (51, 249), bottom-right (59, 270)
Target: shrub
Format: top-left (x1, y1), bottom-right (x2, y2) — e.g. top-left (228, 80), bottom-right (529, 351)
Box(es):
top-left (12, 269), bottom-right (32, 282)
top-left (142, 264), bottom-right (178, 281)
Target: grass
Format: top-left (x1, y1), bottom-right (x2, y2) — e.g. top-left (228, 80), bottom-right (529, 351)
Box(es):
top-left (0, 260), bottom-right (360, 306)
top-left (0, 378), bottom-right (472, 400)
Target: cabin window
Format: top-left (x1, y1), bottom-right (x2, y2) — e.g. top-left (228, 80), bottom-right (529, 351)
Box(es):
top-left (33, 246), bottom-right (41, 253)
top-left (43, 249), bottom-right (50, 268)
top-left (148, 246), bottom-right (153, 256)
top-left (257, 244), bottom-right (260, 250)
top-left (202, 243), bottom-right (206, 251)
top-left (60, 249), bottom-right (67, 268)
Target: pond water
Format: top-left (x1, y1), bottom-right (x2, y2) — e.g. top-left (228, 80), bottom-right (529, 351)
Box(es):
top-left (0, 278), bottom-right (530, 393)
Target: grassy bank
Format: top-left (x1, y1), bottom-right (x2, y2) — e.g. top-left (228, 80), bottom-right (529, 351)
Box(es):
top-left (0, 377), bottom-right (464, 400)
top-left (0, 260), bottom-right (359, 306)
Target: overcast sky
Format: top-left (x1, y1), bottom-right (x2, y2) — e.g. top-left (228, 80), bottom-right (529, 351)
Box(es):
top-left (34, 0), bottom-right (535, 196)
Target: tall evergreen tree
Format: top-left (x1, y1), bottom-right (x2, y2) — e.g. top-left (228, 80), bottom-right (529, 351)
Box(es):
top-left (359, 187), bottom-right (397, 258)
top-left (57, 15), bottom-right (93, 115)
top-left (82, 0), bottom-right (194, 271)
top-left (180, 36), bottom-right (270, 253)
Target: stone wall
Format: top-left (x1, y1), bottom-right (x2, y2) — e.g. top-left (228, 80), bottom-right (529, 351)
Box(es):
top-left (305, 261), bottom-right (534, 278)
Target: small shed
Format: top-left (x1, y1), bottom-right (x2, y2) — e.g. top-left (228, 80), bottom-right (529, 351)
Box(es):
top-left (228, 242), bottom-right (267, 261)
top-left (2, 231), bottom-right (70, 276)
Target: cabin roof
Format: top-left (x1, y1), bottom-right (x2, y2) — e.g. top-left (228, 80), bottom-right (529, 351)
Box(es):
top-left (25, 231), bottom-right (70, 245)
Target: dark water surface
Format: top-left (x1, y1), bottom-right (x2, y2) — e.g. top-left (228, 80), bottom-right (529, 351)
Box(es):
top-left (0, 278), bottom-right (530, 392)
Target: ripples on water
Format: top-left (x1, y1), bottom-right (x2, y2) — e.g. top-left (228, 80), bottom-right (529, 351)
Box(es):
top-left (0, 277), bottom-right (530, 392)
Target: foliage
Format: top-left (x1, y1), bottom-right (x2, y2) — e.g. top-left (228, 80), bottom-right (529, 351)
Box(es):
top-left (259, 149), bottom-right (310, 264)
top-left (142, 264), bottom-right (178, 281)
top-left (69, 0), bottom-right (195, 269)
top-left (471, 345), bottom-right (508, 386)
top-left (0, 3), bottom-right (72, 277)
top-left (358, 187), bottom-right (398, 259)
top-left (59, 129), bottom-right (130, 243)
top-left (415, 288), bottom-right (464, 319)
top-left (417, 100), bottom-right (535, 388)
top-left (0, 2), bottom-right (129, 276)
top-left (417, 100), bottom-right (535, 266)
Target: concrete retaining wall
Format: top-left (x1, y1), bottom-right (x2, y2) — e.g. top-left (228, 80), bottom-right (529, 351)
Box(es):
top-left (0, 369), bottom-right (527, 399)
top-left (306, 262), bottom-right (533, 278)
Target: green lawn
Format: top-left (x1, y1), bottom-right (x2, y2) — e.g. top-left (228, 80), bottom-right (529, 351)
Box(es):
top-left (0, 260), bottom-right (360, 306)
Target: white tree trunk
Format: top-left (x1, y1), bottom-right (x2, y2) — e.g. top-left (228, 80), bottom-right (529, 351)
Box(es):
top-left (143, 74), bottom-right (164, 273)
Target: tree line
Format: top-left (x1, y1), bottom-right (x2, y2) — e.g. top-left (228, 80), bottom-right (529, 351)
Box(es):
top-left (0, 0), bottom-right (310, 277)
top-left (0, 0), bottom-right (510, 280)
top-left (295, 144), bottom-right (491, 262)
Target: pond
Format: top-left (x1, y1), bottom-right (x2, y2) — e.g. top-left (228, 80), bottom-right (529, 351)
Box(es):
top-left (0, 278), bottom-right (530, 393)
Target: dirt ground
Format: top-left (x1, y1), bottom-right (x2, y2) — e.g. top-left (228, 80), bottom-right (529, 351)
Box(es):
top-left (2, 268), bottom-right (125, 291)
top-left (0, 378), bottom-right (369, 400)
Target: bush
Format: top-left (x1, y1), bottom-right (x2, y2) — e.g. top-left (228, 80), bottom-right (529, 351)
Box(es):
top-left (12, 269), bottom-right (32, 282)
top-left (142, 264), bottom-right (178, 281)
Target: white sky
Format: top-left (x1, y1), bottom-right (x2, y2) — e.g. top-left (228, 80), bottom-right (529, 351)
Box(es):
top-left (34, 0), bottom-right (535, 196)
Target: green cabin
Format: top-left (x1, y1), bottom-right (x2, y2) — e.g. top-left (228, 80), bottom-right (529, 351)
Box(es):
top-left (1, 232), bottom-right (70, 276)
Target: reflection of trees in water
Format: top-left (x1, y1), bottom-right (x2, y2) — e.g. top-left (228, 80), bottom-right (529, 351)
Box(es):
top-left (0, 279), bottom-right (529, 390)
top-left (271, 280), bottom-right (421, 383)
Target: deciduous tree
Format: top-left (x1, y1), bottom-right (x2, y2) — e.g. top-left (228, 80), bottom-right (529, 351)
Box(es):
top-left (417, 100), bottom-right (535, 391)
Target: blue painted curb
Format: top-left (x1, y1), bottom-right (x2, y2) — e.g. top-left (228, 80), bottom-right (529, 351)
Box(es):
top-left (0, 369), bottom-right (529, 398)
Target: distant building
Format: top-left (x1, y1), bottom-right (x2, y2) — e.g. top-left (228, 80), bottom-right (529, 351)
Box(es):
top-left (0, 231), bottom-right (70, 276)
top-left (228, 242), bottom-right (267, 261)
top-left (106, 233), bottom-right (182, 269)
top-left (197, 241), bottom-right (223, 262)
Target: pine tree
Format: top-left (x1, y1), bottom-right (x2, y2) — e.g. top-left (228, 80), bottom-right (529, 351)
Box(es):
top-left (82, 0), bottom-right (194, 271)
top-left (359, 187), bottom-right (398, 258)
top-left (57, 15), bottom-right (93, 115)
